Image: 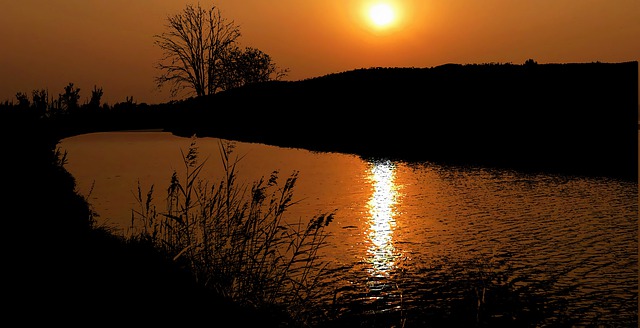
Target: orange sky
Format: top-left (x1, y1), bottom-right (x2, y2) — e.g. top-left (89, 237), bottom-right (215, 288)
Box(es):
top-left (1, 0), bottom-right (638, 105)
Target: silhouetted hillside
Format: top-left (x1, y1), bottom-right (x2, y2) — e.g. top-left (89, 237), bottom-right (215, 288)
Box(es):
top-left (167, 61), bottom-right (638, 181)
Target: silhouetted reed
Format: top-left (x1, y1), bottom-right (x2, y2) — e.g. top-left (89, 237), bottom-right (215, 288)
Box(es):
top-left (130, 137), bottom-right (334, 326)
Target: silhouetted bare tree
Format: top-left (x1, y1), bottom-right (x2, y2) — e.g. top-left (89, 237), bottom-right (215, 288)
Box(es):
top-left (154, 3), bottom-right (287, 98)
top-left (154, 3), bottom-right (240, 98)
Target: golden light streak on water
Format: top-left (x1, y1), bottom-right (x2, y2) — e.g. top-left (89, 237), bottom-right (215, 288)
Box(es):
top-left (365, 159), bottom-right (401, 278)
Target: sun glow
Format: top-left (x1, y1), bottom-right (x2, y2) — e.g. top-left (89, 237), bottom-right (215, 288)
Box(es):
top-left (358, 1), bottom-right (408, 35)
top-left (369, 3), bottom-right (395, 27)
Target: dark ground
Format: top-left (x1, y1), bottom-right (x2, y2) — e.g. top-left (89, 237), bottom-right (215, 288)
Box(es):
top-left (2, 117), bottom-right (289, 326)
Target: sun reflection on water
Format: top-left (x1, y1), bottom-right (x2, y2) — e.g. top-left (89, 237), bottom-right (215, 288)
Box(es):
top-left (366, 159), bottom-right (401, 278)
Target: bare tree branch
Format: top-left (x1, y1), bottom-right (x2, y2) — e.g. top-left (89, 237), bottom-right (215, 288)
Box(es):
top-left (154, 3), bottom-right (240, 98)
top-left (154, 3), bottom-right (288, 99)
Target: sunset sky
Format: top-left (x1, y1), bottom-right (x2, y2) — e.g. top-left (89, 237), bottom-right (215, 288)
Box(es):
top-left (2, 0), bottom-right (639, 105)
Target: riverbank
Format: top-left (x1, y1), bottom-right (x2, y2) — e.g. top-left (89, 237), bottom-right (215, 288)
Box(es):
top-left (2, 117), bottom-right (290, 326)
top-left (166, 62), bottom-right (639, 182)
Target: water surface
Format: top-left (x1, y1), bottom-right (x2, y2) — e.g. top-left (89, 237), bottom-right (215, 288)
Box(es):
top-left (59, 131), bottom-right (638, 326)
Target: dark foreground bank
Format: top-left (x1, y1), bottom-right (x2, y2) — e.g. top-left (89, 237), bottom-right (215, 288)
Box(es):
top-left (2, 116), bottom-right (290, 326)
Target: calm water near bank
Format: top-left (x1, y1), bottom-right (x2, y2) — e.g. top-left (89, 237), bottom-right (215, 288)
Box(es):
top-left (59, 131), bottom-right (638, 326)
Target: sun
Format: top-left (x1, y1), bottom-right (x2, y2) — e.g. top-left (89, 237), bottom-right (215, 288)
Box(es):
top-left (368, 3), bottom-right (396, 28)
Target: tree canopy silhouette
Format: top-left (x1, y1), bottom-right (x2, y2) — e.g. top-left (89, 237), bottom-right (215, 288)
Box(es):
top-left (218, 46), bottom-right (288, 91)
top-left (154, 3), bottom-right (287, 99)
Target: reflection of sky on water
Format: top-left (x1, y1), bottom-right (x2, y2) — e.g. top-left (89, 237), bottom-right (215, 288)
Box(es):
top-left (366, 159), bottom-right (401, 278)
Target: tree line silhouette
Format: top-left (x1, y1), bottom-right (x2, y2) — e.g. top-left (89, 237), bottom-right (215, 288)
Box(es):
top-left (4, 83), bottom-right (134, 117)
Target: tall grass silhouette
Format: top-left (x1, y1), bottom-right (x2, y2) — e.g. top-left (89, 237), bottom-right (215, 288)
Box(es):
top-left (130, 137), bottom-right (334, 325)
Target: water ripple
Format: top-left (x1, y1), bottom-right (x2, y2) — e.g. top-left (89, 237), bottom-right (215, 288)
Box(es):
top-left (321, 165), bottom-right (637, 327)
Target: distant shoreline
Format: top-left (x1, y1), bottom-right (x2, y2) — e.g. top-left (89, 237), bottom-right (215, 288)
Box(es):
top-left (165, 62), bottom-right (638, 182)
